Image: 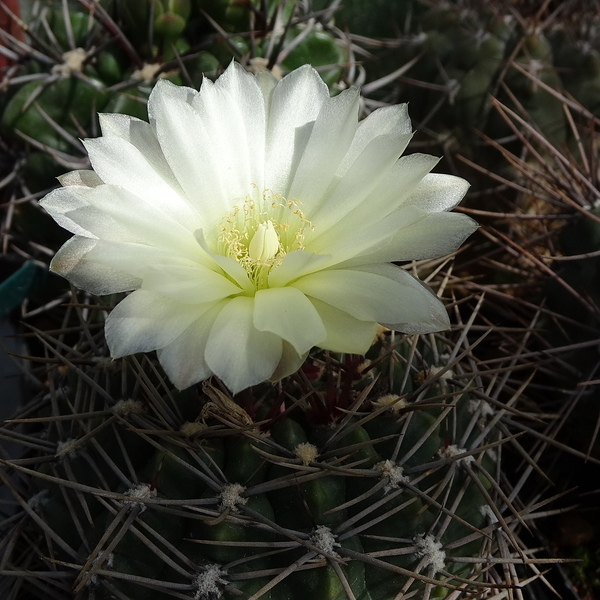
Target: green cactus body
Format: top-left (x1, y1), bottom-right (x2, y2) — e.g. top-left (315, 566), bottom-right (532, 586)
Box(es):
top-left (12, 353), bottom-right (500, 600)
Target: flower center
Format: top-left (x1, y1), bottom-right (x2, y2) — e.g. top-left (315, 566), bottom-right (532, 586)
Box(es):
top-left (217, 189), bottom-right (313, 290)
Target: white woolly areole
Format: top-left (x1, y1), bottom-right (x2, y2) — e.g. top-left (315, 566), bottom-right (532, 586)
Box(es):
top-left (429, 365), bottom-right (454, 381)
top-left (28, 489), bottom-right (51, 512)
top-left (480, 504), bottom-right (499, 524)
top-left (294, 442), bottom-right (319, 465)
top-left (52, 48), bottom-right (87, 76)
top-left (414, 534), bottom-right (446, 573)
top-left (86, 551), bottom-right (114, 587)
top-left (247, 56), bottom-right (283, 79)
top-left (180, 421), bottom-right (208, 437)
top-left (56, 438), bottom-right (78, 458)
top-left (133, 62), bottom-right (167, 83)
top-left (311, 525), bottom-right (340, 558)
top-left (123, 483), bottom-right (157, 512)
top-left (375, 460), bottom-right (410, 493)
top-left (219, 483), bottom-right (247, 511)
top-left (112, 399), bottom-right (145, 416)
top-left (438, 444), bottom-right (475, 464)
top-left (468, 399), bottom-right (495, 418)
top-left (372, 394), bottom-right (407, 414)
top-left (193, 564), bottom-right (228, 600)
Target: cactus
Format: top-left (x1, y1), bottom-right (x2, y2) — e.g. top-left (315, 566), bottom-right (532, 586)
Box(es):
top-left (333, 0), bottom-right (600, 158)
top-left (0, 294), bottom-right (549, 599)
top-left (1, 1), bottom-right (594, 599)
top-left (0, 0), bottom-right (348, 193)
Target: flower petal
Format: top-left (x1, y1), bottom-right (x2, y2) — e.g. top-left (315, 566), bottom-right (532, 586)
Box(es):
top-left (403, 173), bottom-right (470, 212)
top-left (57, 169), bottom-right (103, 188)
top-left (157, 303), bottom-right (225, 389)
top-left (354, 264), bottom-right (450, 333)
top-left (50, 185), bottom-right (203, 262)
top-left (142, 264), bottom-right (242, 304)
top-left (50, 236), bottom-right (140, 295)
top-left (205, 296), bottom-right (283, 394)
top-left (337, 103), bottom-right (412, 175)
top-left (256, 69), bottom-right (278, 113)
top-left (308, 131), bottom-right (413, 234)
top-left (150, 65), bottom-right (267, 224)
top-left (340, 211), bottom-right (479, 267)
top-left (309, 206), bottom-right (427, 267)
top-left (106, 290), bottom-right (214, 358)
top-left (287, 87), bottom-right (360, 209)
top-left (203, 61), bottom-right (267, 189)
top-left (57, 237), bottom-right (200, 292)
top-left (149, 88), bottom-right (231, 224)
top-left (269, 341), bottom-right (307, 382)
top-left (99, 113), bottom-right (164, 161)
top-left (194, 229), bottom-right (253, 293)
top-left (83, 136), bottom-right (198, 228)
top-left (310, 298), bottom-right (379, 354)
top-left (268, 250), bottom-right (332, 288)
top-left (315, 153), bottom-right (440, 242)
top-left (40, 186), bottom-right (96, 238)
top-left (254, 287), bottom-right (326, 354)
top-left (292, 265), bottom-right (449, 333)
top-left (264, 65), bottom-right (330, 194)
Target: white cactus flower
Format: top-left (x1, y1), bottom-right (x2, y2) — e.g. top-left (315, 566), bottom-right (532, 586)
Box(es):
top-left (40, 62), bottom-right (477, 394)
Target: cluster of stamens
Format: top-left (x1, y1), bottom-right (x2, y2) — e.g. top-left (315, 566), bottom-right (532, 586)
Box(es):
top-left (217, 189), bottom-right (313, 290)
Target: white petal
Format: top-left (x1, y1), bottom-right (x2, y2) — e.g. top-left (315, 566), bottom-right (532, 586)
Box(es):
top-left (77, 238), bottom-right (199, 286)
top-left (308, 132), bottom-right (416, 239)
top-left (264, 65), bottom-right (330, 194)
top-left (194, 229), bottom-right (253, 293)
top-left (268, 250), bottom-right (332, 288)
top-left (106, 290), bottom-right (212, 358)
top-left (148, 79), bottom-right (198, 122)
top-left (57, 185), bottom-right (203, 260)
top-left (142, 264), bottom-right (242, 304)
top-left (341, 212), bottom-right (479, 267)
top-left (191, 65), bottom-right (266, 200)
top-left (309, 206), bottom-right (427, 266)
top-left (88, 240), bottom-right (199, 270)
top-left (310, 298), bottom-right (379, 354)
top-left (40, 187), bottom-right (96, 238)
top-left (51, 236), bottom-right (140, 295)
top-left (403, 173), bottom-right (470, 212)
top-left (354, 264), bottom-right (450, 333)
top-left (50, 236), bottom-right (205, 295)
top-left (149, 90), bottom-right (230, 224)
top-left (99, 113), bottom-right (163, 159)
top-left (209, 61), bottom-right (267, 188)
top-left (157, 303), bottom-right (225, 389)
top-left (269, 341), bottom-right (307, 382)
top-left (150, 69), bottom-right (266, 224)
top-left (287, 88), bottom-right (360, 209)
top-left (318, 153), bottom-right (439, 241)
top-left (83, 136), bottom-right (199, 228)
top-left (255, 69), bottom-right (278, 114)
top-left (254, 287), bottom-right (326, 354)
top-left (205, 296), bottom-right (282, 394)
top-left (337, 103), bottom-right (412, 175)
top-left (291, 266), bottom-right (449, 332)
top-left (57, 170), bottom-right (103, 188)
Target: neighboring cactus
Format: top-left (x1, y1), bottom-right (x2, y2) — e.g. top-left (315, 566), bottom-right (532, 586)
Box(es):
top-left (333, 0), bottom-right (600, 155)
top-left (0, 0), bottom-right (348, 193)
